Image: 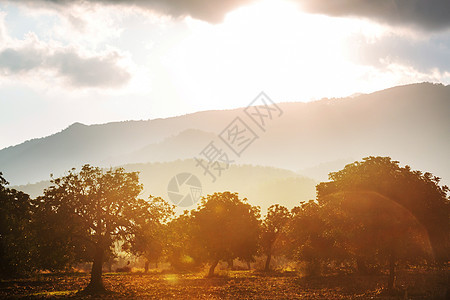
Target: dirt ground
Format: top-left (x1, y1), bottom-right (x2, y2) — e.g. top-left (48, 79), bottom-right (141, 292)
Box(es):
top-left (0, 268), bottom-right (448, 299)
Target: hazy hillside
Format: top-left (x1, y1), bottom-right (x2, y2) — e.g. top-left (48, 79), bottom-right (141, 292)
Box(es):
top-left (14, 160), bottom-right (317, 213)
top-left (0, 112), bottom-right (234, 184)
top-left (297, 158), bottom-right (356, 182)
top-left (101, 129), bottom-right (218, 166)
top-left (1, 82), bottom-right (449, 186)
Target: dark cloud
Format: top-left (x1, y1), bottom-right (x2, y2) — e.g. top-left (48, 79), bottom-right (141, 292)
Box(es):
top-left (8, 0), bottom-right (450, 29)
top-left (346, 33), bottom-right (450, 73)
top-left (21, 0), bottom-right (256, 23)
top-left (0, 46), bottom-right (131, 88)
top-left (295, 0), bottom-right (450, 31)
top-left (0, 48), bottom-right (44, 72)
top-left (15, 0), bottom-right (450, 29)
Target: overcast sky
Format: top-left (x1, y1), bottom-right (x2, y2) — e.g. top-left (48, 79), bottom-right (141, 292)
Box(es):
top-left (1, 0), bottom-right (449, 149)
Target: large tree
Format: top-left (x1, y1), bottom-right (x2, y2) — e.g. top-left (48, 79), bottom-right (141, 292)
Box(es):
top-left (317, 156), bottom-right (449, 264)
top-left (0, 173), bottom-right (35, 278)
top-left (315, 156), bottom-right (449, 289)
top-left (288, 200), bottom-right (336, 277)
top-left (165, 212), bottom-right (203, 272)
top-left (36, 165), bottom-right (154, 294)
top-left (261, 204), bottom-right (291, 272)
top-left (322, 191), bottom-right (431, 289)
top-left (191, 192), bottom-right (260, 276)
top-left (124, 195), bottom-right (174, 272)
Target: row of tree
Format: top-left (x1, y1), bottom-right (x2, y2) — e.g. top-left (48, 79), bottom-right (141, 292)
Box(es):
top-left (0, 157), bottom-right (448, 294)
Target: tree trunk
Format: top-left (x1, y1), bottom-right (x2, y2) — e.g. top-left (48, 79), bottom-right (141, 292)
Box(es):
top-left (227, 258), bottom-right (234, 269)
top-left (107, 260), bottom-right (112, 272)
top-left (144, 260), bottom-right (149, 273)
top-left (83, 246), bottom-right (106, 294)
top-left (264, 252), bottom-right (272, 272)
top-left (387, 255), bottom-right (396, 290)
top-left (356, 258), bottom-right (368, 275)
top-left (247, 261), bottom-right (251, 270)
top-left (208, 259), bottom-right (219, 277)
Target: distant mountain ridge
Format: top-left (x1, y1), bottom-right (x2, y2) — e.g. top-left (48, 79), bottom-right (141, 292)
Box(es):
top-left (101, 129), bottom-right (218, 166)
top-left (0, 110), bottom-right (235, 184)
top-left (14, 160), bottom-right (317, 213)
top-left (1, 82), bottom-right (449, 187)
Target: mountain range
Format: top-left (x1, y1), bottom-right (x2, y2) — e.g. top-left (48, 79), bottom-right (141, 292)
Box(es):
top-left (1, 82), bottom-right (449, 210)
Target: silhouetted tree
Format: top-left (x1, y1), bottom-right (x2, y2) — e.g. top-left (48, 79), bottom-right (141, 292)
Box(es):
top-left (261, 204), bottom-right (290, 272)
top-left (190, 192), bottom-right (260, 276)
top-left (0, 173), bottom-right (35, 278)
top-left (165, 211), bottom-right (204, 272)
top-left (323, 191), bottom-right (431, 288)
top-left (36, 165), bottom-right (153, 294)
top-left (124, 195), bottom-right (174, 272)
top-left (288, 201), bottom-right (336, 276)
top-left (316, 156), bottom-right (448, 289)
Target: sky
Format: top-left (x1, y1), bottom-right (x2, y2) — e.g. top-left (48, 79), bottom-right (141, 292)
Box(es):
top-left (0, 0), bottom-right (449, 150)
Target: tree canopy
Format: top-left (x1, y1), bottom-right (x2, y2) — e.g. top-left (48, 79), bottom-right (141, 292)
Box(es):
top-left (124, 195), bottom-right (175, 272)
top-left (261, 204), bottom-right (291, 271)
top-left (190, 192), bottom-right (261, 276)
top-left (35, 165), bottom-right (159, 293)
top-left (1, 156), bottom-right (448, 294)
top-left (0, 173), bottom-right (35, 278)
top-left (317, 156), bottom-right (450, 263)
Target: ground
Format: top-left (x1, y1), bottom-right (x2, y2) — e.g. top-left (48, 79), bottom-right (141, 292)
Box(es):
top-left (0, 268), bottom-right (448, 299)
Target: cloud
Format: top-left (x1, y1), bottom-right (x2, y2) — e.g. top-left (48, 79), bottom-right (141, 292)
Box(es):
top-left (295, 0), bottom-right (450, 31)
top-left (14, 0), bottom-right (450, 28)
top-left (16, 0), bottom-right (256, 23)
top-left (0, 42), bottom-right (131, 88)
top-left (346, 32), bottom-right (450, 73)
top-left (0, 12), bottom-right (8, 44)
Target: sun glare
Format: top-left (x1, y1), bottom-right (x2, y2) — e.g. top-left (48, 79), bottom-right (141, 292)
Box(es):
top-left (163, 0), bottom-right (388, 106)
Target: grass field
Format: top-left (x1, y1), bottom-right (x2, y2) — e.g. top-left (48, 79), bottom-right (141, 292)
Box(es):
top-left (0, 268), bottom-right (448, 299)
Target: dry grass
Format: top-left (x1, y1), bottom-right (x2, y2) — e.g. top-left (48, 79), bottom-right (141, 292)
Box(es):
top-left (0, 268), bottom-right (448, 299)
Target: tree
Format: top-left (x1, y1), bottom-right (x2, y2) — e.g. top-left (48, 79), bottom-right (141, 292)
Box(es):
top-left (36, 165), bottom-right (153, 294)
top-left (261, 204), bottom-right (290, 272)
top-left (124, 195), bottom-right (174, 272)
top-left (190, 192), bottom-right (260, 276)
top-left (165, 211), bottom-right (203, 272)
top-left (0, 173), bottom-right (35, 278)
top-left (288, 201), bottom-right (336, 277)
top-left (316, 156), bottom-right (449, 289)
top-left (322, 191), bottom-right (431, 288)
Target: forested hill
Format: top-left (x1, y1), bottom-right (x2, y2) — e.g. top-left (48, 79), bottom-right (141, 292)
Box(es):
top-left (14, 160), bottom-right (317, 213)
top-left (1, 82), bottom-right (449, 186)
